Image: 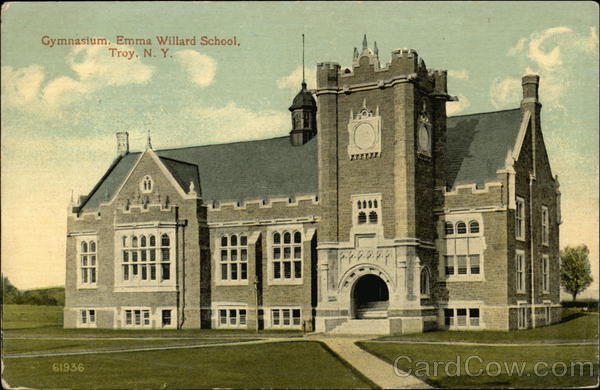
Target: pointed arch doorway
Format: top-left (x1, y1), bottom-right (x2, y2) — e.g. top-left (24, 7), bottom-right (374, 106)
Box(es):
top-left (351, 274), bottom-right (389, 319)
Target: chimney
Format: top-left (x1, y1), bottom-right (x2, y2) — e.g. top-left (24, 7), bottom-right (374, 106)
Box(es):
top-left (116, 132), bottom-right (129, 156)
top-left (521, 74), bottom-right (539, 103)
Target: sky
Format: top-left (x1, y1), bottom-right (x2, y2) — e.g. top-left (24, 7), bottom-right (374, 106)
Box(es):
top-left (1, 1), bottom-right (598, 298)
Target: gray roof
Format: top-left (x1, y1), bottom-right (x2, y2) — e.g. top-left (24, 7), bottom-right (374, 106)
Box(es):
top-left (79, 109), bottom-right (522, 212)
top-left (445, 109), bottom-right (522, 188)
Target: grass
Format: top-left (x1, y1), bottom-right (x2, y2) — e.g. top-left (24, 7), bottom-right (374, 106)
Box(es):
top-left (359, 341), bottom-right (599, 388)
top-left (2, 304), bottom-right (64, 329)
top-left (3, 341), bottom-right (377, 389)
top-left (377, 313), bottom-right (599, 343)
top-left (3, 337), bottom-right (256, 354)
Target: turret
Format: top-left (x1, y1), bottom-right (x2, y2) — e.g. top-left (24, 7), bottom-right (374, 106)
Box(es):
top-left (289, 81), bottom-right (317, 146)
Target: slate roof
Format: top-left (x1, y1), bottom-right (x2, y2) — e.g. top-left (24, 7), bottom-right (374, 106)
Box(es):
top-left (445, 108), bottom-right (522, 188)
top-left (78, 108), bottom-right (523, 212)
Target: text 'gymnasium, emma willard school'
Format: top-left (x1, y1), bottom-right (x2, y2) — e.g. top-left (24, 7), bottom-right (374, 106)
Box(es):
top-left (64, 36), bottom-right (561, 335)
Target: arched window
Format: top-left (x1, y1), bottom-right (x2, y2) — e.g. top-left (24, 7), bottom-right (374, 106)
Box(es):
top-left (221, 236), bottom-right (228, 247)
top-left (456, 221), bottom-right (467, 234)
top-left (357, 201), bottom-right (362, 209)
top-left (140, 236), bottom-right (146, 247)
top-left (444, 222), bottom-right (454, 235)
top-left (283, 232), bottom-right (291, 244)
top-left (231, 234), bottom-right (238, 246)
top-left (358, 212), bottom-right (367, 224)
top-left (420, 267), bottom-right (430, 296)
top-left (374, 200), bottom-right (378, 208)
top-left (149, 235), bottom-right (156, 247)
top-left (272, 230), bottom-right (302, 280)
top-left (141, 175), bottom-right (153, 193)
top-left (89, 241), bottom-right (96, 252)
top-left (122, 236), bottom-right (127, 247)
top-left (132, 236), bottom-right (138, 247)
top-left (362, 200), bottom-right (367, 209)
top-left (294, 231), bottom-right (302, 243)
top-left (368, 211), bottom-right (378, 224)
top-left (161, 234), bottom-right (170, 247)
top-left (368, 200), bottom-right (373, 208)
top-left (240, 235), bottom-right (247, 246)
top-left (79, 239), bottom-right (97, 286)
top-left (81, 241), bottom-right (88, 253)
top-left (469, 220), bottom-right (480, 234)
top-left (273, 232), bottom-right (281, 244)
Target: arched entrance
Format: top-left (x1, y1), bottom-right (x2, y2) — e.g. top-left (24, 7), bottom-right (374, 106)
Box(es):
top-left (352, 274), bottom-right (389, 319)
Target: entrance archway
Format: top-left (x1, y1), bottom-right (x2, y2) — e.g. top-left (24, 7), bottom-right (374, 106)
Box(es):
top-left (352, 274), bottom-right (389, 319)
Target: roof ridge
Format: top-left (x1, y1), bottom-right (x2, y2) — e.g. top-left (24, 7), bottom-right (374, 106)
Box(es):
top-left (448, 107), bottom-right (520, 118)
top-left (156, 135), bottom-right (290, 152)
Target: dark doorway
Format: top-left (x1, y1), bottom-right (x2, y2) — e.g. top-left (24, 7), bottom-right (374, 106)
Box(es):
top-left (352, 274), bottom-right (389, 319)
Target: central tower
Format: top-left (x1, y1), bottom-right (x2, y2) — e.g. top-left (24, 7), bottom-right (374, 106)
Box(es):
top-left (314, 37), bottom-right (452, 333)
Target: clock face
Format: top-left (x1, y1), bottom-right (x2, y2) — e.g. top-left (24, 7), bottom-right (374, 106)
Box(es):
top-left (418, 124), bottom-right (430, 152)
top-left (354, 122), bottom-right (376, 150)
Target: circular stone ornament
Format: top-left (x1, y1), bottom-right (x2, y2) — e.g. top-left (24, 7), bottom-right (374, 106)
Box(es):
top-left (354, 122), bottom-right (376, 150)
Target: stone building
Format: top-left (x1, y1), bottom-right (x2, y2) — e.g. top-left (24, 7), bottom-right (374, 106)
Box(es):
top-left (64, 38), bottom-right (561, 334)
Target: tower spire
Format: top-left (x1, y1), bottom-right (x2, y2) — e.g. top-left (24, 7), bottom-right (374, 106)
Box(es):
top-left (146, 129), bottom-right (152, 150)
top-left (374, 41), bottom-right (379, 56)
top-left (302, 34), bottom-right (306, 88)
top-left (362, 34), bottom-right (368, 51)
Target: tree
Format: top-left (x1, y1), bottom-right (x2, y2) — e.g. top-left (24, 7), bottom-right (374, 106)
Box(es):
top-left (560, 245), bottom-right (594, 301)
top-left (1, 275), bottom-right (21, 304)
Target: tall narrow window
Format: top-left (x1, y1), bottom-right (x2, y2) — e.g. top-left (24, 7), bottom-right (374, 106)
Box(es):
top-left (516, 197), bottom-right (525, 239)
top-left (79, 239), bottom-right (97, 286)
top-left (469, 220), bottom-right (480, 234)
top-left (420, 267), bottom-right (430, 296)
top-left (219, 234), bottom-right (248, 282)
top-left (516, 252), bottom-right (525, 292)
top-left (160, 234), bottom-right (171, 281)
top-left (541, 206), bottom-right (549, 245)
top-left (456, 221), bottom-right (467, 234)
top-left (542, 255), bottom-right (550, 293)
top-left (444, 222), bottom-right (454, 235)
top-left (272, 230), bottom-right (302, 281)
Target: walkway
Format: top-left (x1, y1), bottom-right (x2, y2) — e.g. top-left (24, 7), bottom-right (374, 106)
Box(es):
top-left (314, 336), bottom-right (431, 389)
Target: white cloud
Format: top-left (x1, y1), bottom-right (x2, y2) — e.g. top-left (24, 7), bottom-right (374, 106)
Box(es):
top-left (1, 45), bottom-right (154, 114)
top-left (448, 70), bottom-right (469, 80)
top-left (446, 95), bottom-right (471, 116)
top-left (277, 66), bottom-right (317, 90)
top-left (175, 50), bottom-right (216, 87)
top-left (490, 77), bottom-right (521, 109)
top-left (493, 26), bottom-right (598, 110)
top-left (182, 102), bottom-right (288, 144)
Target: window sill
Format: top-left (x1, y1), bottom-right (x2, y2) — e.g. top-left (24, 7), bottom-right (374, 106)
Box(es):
top-left (516, 236), bottom-right (526, 242)
top-left (267, 279), bottom-right (304, 286)
top-left (77, 285), bottom-right (98, 290)
top-left (77, 324), bottom-right (97, 328)
top-left (114, 285), bottom-right (177, 293)
top-left (445, 276), bottom-right (485, 282)
top-left (216, 280), bottom-right (250, 287)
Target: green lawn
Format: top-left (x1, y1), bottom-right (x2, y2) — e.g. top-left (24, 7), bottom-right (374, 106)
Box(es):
top-left (3, 337), bottom-right (256, 355)
top-left (359, 342), bottom-right (599, 388)
top-left (3, 304), bottom-right (64, 329)
top-left (3, 341), bottom-right (377, 389)
top-left (378, 313), bottom-right (599, 343)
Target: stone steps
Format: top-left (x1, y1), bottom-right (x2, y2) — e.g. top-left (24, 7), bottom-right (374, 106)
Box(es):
top-left (330, 318), bottom-right (390, 335)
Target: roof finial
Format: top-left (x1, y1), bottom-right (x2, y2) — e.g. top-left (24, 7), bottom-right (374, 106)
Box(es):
top-left (353, 47), bottom-right (359, 60)
top-left (302, 34), bottom-right (306, 88)
top-left (146, 129), bottom-right (153, 150)
top-left (362, 34), bottom-right (368, 51)
top-left (374, 41), bottom-right (379, 56)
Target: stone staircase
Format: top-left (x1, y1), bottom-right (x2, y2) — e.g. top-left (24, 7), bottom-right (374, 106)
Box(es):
top-left (330, 318), bottom-right (390, 335)
top-left (355, 301), bottom-right (389, 319)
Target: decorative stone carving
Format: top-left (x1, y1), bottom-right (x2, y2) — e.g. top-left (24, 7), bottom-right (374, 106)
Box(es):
top-left (417, 100), bottom-right (432, 156)
top-left (347, 99), bottom-right (382, 160)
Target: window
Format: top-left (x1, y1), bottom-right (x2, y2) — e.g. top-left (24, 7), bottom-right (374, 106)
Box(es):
top-left (271, 308), bottom-right (301, 328)
top-left (123, 309), bottom-right (151, 328)
top-left (456, 221), bottom-right (467, 234)
top-left (443, 307), bottom-right (481, 328)
top-left (353, 195), bottom-right (381, 227)
top-left (119, 230), bottom-right (173, 287)
top-left (516, 251), bottom-right (526, 292)
top-left (420, 267), bottom-right (430, 296)
top-left (444, 255), bottom-right (454, 275)
top-left (444, 222), bottom-right (454, 235)
top-left (542, 255), bottom-right (550, 293)
top-left (469, 221), bottom-right (480, 234)
top-left (80, 309), bottom-right (96, 327)
top-left (140, 175), bottom-right (153, 193)
top-left (517, 306), bottom-right (527, 329)
top-left (271, 231), bottom-right (302, 281)
top-left (219, 234), bottom-right (248, 282)
top-left (444, 255), bottom-right (481, 277)
top-left (79, 239), bottom-right (97, 286)
top-left (162, 310), bottom-right (172, 327)
top-left (217, 308), bottom-right (247, 327)
top-left (541, 206), bottom-right (549, 245)
top-left (516, 197), bottom-right (525, 239)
